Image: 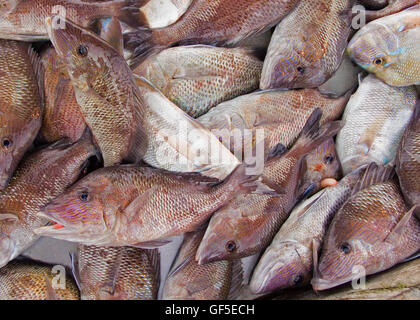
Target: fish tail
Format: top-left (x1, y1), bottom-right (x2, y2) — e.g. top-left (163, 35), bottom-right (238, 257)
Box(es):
top-left (104, 0), bottom-right (147, 28)
top-left (224, 163), bottom-right (259, 194)
top-left (292, 109), bottom-right (344, 157)
top-left (124, 29), bottom-right (164, 68)
top-left (351, 162), bottom-right (395, 196)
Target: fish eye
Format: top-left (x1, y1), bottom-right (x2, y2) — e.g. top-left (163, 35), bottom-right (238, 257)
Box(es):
top-left (340, 242), bottom-right (351, 254)
top-left (373, 58), bottom-right (383, 65)
top-left (1, 138), bottom-right (12, 148)
top-left (77, 45), bottom-right (88, 57)
top-left (324, 155), bottom-right (334, 164)
top-left (297, 66), bottom-right (305, 74)
top-left (225, 241), bottom-right (236, 252)
top-left (293, 274), bottom-right (303, 285)
top-left (79, 191), bottom-right (89, 202)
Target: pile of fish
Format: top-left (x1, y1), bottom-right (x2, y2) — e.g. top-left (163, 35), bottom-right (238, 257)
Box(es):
top-left (0, 0), bottom-right (418, 300)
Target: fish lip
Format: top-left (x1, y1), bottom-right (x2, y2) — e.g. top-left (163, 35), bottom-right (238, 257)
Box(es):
top-left (311, 275), bottom-right (353, 291)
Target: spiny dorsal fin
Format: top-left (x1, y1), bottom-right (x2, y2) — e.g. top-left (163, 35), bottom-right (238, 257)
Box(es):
top-left (385, 206), bottom-right (419, 243)
top-left (351, 162), bottom-right (395, 197)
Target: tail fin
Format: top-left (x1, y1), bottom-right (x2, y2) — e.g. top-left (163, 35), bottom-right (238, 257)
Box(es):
top-left (223, 163), bottom-right (260, 194)
top-left (109, 0), bottom-right (147, 28)
top-left (291, 109), bottom-right (344, 157)
top-left (124, 29), bottom-right (163, 68)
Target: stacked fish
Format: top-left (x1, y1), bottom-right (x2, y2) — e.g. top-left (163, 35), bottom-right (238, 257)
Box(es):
top-left (0, 0), bottom-right (418, 300)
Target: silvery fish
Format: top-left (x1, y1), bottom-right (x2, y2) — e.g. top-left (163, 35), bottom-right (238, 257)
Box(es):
top-left (347, 6), bottom-right (420, 86)
top-left (260, 0), bottom-right (353, 89)
top-left (336, 74), bottom-right (417, 175)
top-left (162, 230), bottom-right (243, 300)
top-left (134, 45), bottom-right (263, 118)
top-left (73, 245), bottom-right (160, 300)
top-left (312, 163), bottom-right (420, 291)
top-left (250, 167), bottom-right (365, 294)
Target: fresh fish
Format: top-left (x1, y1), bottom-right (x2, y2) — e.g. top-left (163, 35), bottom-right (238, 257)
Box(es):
top-left (48, 16), bottom-right (240, 180)
top-left (298, 138), bottom-right (342, 199)
top-left (397, 101), bottom-right (420, 208)
top-left (34, 162), bottom-right (258, 247)
top-left (336, 74), bottom-right (417, 175)
top-left (360, 0), bottom-right (419, 21)
top-left (134, 45), bottom-right (263, 118)
top-left (38, 46), bottom-right (86, 143)
top-left (195, 111), bottom-right (343, 263)
top-left (347, 6), bottom-right (420, 86)
top-left (162, 230), bottom-right (243, 300)
top-left (138, 0), bottom-right (193, 29)
top-left (0, 260), bottom-right (79, 300)
top-left (250, 166), bottom-right (365, 294)
top-left (312, 163), bottom-right (420, 291)
top-left (74, 245), bottom-right (159, 300)
top-left (0, 0), bottom-right (144, 41)
top-left (0, 40), bottom-right (43, 190)
top-left (260, 0), bottom-right (353, 90)
top-left (124, 0), bottom-right (300, 66)
top-left (198, 89), bottom-right (349, 159)
top-left (0, 134), bottom-right (99, 268)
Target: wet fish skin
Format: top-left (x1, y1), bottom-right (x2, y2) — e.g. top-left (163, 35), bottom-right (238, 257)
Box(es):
top-left (138, 0), bottom-right (193, 29)
top-left (124, 0), bottom-right (300, 66)
top-left (312, 164), bottom-right (420, 291)
top-left (39, 46), bottom-right (86, 143)
top-left (250, 167), bottom-right (365, 294)
top-left (299, 138), bottom-right (342, 199)
top-left (162, 230), bottom-right (242, 300)
top-left (0, 39), bottom-right (43, 190)
top-left (397, 101), bottom-right (420, 208)
top-left (347, 6), bottom-right (420, 86)
top-left (134, 45), bottom-right (263, 118)
top-left (0, 0), bottom-right (144, 41)
top-left (198, 89), bottom-right (349, 159)
top-left (0, 134), bottom-right (99, 268)
top-left (75, 245), bottom-right (159, 300)
top-left (336, 74), bottom-right (417, 175)
top-left (260, 0), bottom-right (353, 90)
top-left (35, 162), bottom-right (257, 246)
top-left (0, 260), bottom-right (79, 300)
top-left (195, 112), bottom-right (343, 263)
top-left (362, 0), bottom-right (419, 21)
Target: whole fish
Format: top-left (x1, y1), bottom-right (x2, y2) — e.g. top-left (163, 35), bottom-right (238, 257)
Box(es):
top-left (73, 245), bottom-right (159, 300)
top-left (138, 0), bottom-right (193, 29)
top-left (0, 260), bottom-right (79, 300)
top-left (312, 163), bottom-right (420, 291)
top-left (124, 0), bottom-right (300, 66)
top-left (360, 0), bottom-right (419, 21)
top-left (0, 39), bottom-right (43, 190)
top-left (260, 0), bottom-right (353, 89)
top-left (48, 16), bottom-right (240, 180)
top-left (298, 138), bottom-right (342, 199)
top-left (134, 45), bottom-right (263, 118)
top-left (347, 6), bottom-right (420, 86)
top-left (0, 134), bottom-right (99, 268)
top-left (250, 167), bottom-right (365, 294)
top-left (195, 111), bottom-right (343, 263)
top-left (198, 89), bottom-right (349, 159)
top-left (39, 46), bottom-right (86, 143)
top-left (162, 230), bottom-right (243, 300)
top-left (397, 101), bottom-right (420, 208)
top-left (336, 74), bottom-right (417, 175)
top-left (34, 163), bottom-right (257, 247)
top-left (0, 0), bottom-right (144, 41)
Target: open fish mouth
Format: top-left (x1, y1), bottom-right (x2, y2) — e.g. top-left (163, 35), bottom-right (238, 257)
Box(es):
top-left (33, 211), bottom-right (79, 237)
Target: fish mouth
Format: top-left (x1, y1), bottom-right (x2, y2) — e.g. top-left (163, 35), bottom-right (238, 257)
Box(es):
top-left (34, 211), bottom-right (78, 238)
top-left (311, 275), bottom-right (354, 291)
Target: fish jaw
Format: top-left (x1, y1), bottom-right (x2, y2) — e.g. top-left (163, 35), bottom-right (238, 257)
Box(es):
top-left (250, 242), bottom-right (310, 294)
top-left (311, 274), bottom-right (355, 291)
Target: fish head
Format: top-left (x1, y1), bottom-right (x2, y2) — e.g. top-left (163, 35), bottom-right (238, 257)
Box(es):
top-left (34, 172), bottom-right (118, 243)
top-left (347, 22), bottom-right (399, 76)
top-left (195, 199), bottom-right (265, 264)
top-left (299, 138), bottom-right (341, 198)
top-left (0, 114), bottom-right (41, 190)
top-left (261, 40), bottom-right (327, 89)
top-left (250, 241), bottom-right (311, 294)
top-left (45, 15), bottom-right (121, 91)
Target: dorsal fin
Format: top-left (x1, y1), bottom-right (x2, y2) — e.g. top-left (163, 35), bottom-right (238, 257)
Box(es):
top-left (351, 163), bottom-right (395, 196)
